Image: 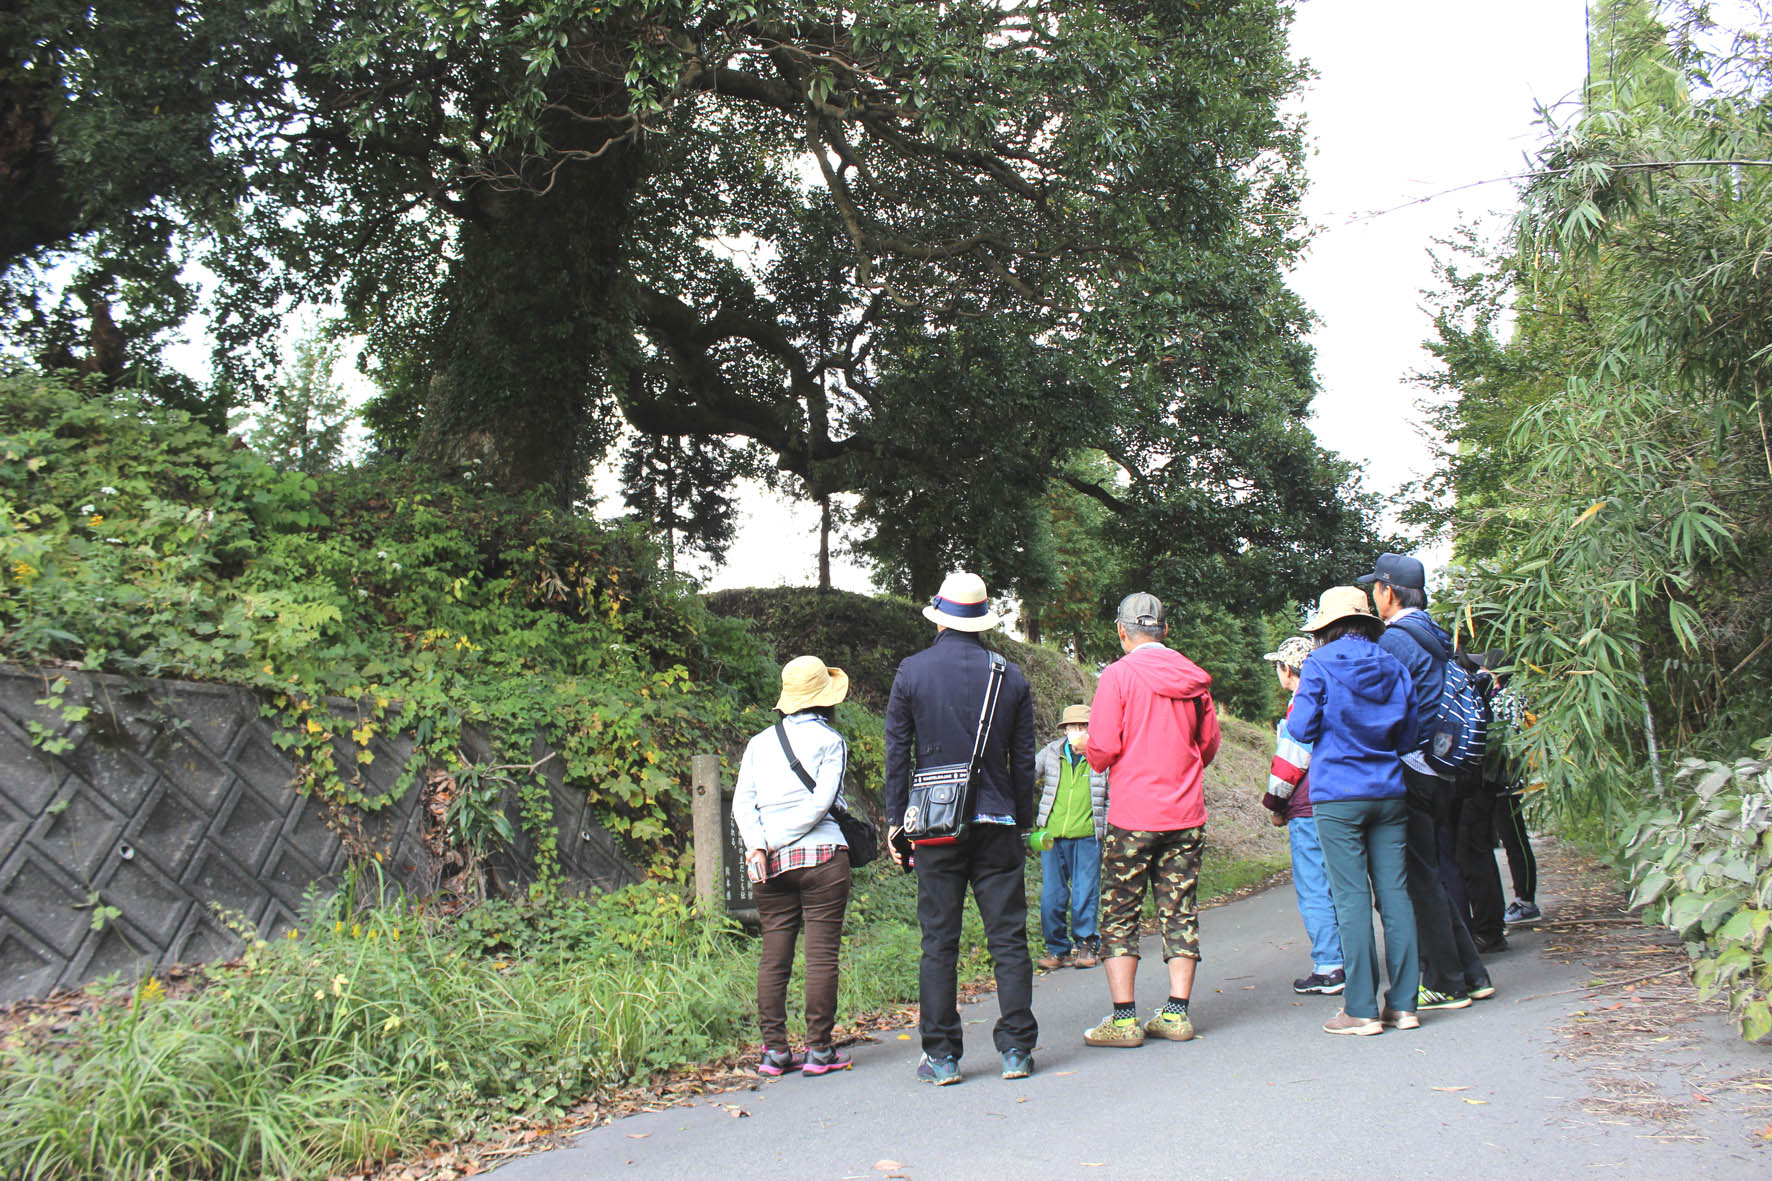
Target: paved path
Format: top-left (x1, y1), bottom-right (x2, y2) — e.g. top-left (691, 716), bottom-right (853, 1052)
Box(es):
top-left (494, 868), bottom-right (1768, 1179)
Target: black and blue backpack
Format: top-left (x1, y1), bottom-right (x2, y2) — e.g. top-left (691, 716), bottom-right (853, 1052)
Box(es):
top-left (1388, 613), bottom-right (1491, 779)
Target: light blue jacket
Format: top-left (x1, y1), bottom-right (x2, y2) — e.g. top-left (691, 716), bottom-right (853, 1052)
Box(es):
top-left (733, 712), bottom-right (848, 854)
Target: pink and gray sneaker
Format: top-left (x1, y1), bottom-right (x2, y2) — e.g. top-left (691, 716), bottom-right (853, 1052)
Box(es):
top-left (802, 1046), bottom-right (853, 1076)
top-left (757, 1047), bottom-right (805, 1076)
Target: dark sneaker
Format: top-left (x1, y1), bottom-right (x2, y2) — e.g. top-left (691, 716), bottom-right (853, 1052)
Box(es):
top-left (1381, 1007), bottom-right (1420, 1030)
top-left (916, 1053), bottom-right (962, 1086)
top-left (1143, 1011), bottom-right (1195, 1041)
top-left (803, 1046), bottom-right (852, 1076)
top-left (1000, 1048), bottom-right (1035, 1079)
top-left (1468, 980), bottom-right (1497, 1001)
top-left (1474, 933), bottom-right (1509, 955)
top-left (758, 1047), bottom-right (805, 1076)
top-left (1504, 899), bottom-right (1543, 925)
top-left (1083, 1015), bottom-right (1145, 1047)
top-left (1323, 1011), bottom-right (1382, 1036)
top-left (1036, 950), bottom-right (1070, 971)
top-left (1293, 969), bottom-right (1346, 995)
top-left (1417, 987), bottom-right (1473, 1011)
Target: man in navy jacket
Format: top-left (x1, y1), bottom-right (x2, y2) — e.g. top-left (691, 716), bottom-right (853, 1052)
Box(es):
top-left (1361, 553), bottom-right (1493, 1009)
top-left (885, 571), bottom-right (1038, 1085)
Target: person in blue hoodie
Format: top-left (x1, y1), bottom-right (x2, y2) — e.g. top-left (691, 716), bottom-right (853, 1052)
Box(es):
top-left (1287, 586), bottom-right (1421, 1036)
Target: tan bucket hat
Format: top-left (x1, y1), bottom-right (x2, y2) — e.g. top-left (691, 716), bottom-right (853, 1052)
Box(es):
top-left (1302, 586), bottom-right (1376, 633)
top-left (774, 655), bottom-right (850, 713)
top-left (1059, 704), bottom-right (1091, 727)
top-left (922, 571), bottom-right (1001, 632)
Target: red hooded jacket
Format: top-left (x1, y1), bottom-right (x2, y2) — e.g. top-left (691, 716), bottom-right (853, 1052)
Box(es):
top-left (1085, 643), bottom-right (1220, 831)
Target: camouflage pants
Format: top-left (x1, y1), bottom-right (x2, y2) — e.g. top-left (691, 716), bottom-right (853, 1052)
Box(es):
top-left (1098, 825), bottom-right (1205, 961)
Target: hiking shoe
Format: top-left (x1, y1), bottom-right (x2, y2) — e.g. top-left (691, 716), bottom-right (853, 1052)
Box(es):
top-left (1468, 980), bottom-right (1497, 1001)
top-left (1323, 1011), bottom-right (1383, 1036)
top-left (1143, 1010), bottom-right (1195, 1041)
top-left (916, 1054), bottom-right (962, 1086)
top-left (1504, 899), bottom-right (1543, 925)
top-left (802, 1046), bottom-right (852, 1076)
top-left (1000, 1048), bottom-right (1035, 1079)
top-left (758, 1047), bottom-right (805, 1076)
top-left (1073, 939), bottom-right (1100, 969)
top-left (1083, 1015), bottom-right (1145, 1047)
top-left (1293, 969), bottom-right (1346, 995)
top-left (1474, 933), bottom-right (1509, 955)
top-left (1417, 987), bottom-right (1473, 1011)
top-left (1381, 1007), bottom-right (1420, 1030)
top-left (1037, 950), bottom-right (1071, 971)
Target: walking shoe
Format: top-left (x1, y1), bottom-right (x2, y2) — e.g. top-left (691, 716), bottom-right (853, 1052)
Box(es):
top-left (1073, 938), bottom-right (1100, 969)
top-left (757, 1047), bottom-right (805, 1076)
top-left (802, 1046), bottom-right (852, 1076)
top-left (1468, 980), bottom-right (1497, 1001)
top-left (1083, 1015), bottom-right (1146, 1047)
top-left (1503, 899), bottom-right (1543, 925)
top-left (1293, 969), bottom-right (1347, 995)
top-left (1143, 1011), bottom-right (1196, 1041)
top-left (1381, 1007), bottom-right (1420, 1030)
top-left (1417, 987), bottom-right (1473, 1011)
top-left (1323, 1011), bottom-right (1383, 1036)
top-left (1000, 1048), bottom-right (1035, 1079)
top-left (1474, 933), bottom-right (1509, 955)
top-left (916, 1053), bottom-right (962, 1086)
top-left (1036, 950), bottom-right (1071, 971)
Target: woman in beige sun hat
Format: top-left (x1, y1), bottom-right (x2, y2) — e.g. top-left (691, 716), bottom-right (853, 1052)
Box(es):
top-left (734, 655), bottom-right (856, 1077)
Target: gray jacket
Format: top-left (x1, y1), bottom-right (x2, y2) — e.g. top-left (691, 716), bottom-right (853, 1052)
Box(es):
top-left (1034, 738), bottom-right (1109, 839)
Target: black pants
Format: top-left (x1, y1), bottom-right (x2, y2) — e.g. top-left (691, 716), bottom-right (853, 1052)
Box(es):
top-left (1496, 791), bottom-right (1538, 902)
top-left (1452, 790), bottom-right (1506, 943)
top-left (914, 825), bottom-right (1037, 1061)
top-left (1402, 767), bottom-right (1489, 994)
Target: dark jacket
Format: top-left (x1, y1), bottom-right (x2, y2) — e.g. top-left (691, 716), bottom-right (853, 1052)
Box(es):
top-left (1378, 609), bottom-right (1450, 758)
top-left (1286, 635), bottom-right (1418, 804)
top-left (884, 630), bottom-right (1037, 828)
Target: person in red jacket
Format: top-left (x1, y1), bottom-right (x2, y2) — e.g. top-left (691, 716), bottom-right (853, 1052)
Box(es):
top-left (1082, 592), bottom-right (1221, 1047)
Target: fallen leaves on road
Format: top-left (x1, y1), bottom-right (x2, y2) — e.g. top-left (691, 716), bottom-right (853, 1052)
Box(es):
top-left (1431, 1086), bottom-right (1470, 1093)
top-left (872, 1160), bottom-right (904, 1172)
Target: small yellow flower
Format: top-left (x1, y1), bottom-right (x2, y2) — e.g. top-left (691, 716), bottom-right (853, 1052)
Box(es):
top-left (286, 929), bottom-right (299, 940)
top-left (139, 977), bottom-right (165, 1002)
top-left (391, 928), bottom-right (401, 941)
top-left (87, 514), bottom-right (103, 526)
top-left (381, 1014), bottom-right (402, 1033)
top-left (351, 923), bottom-right (362, 938)
top-left (334, 920), bottom-right (344, 934)
top-left (331, 974), bottom-right (348, 997)
top-left (314, 988), bottom-right (326, 1001)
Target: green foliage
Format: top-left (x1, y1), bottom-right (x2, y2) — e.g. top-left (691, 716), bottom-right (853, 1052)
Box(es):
top-left (239, 328), bottom-right (357, 476)
top-left (0, 367), bottom-right (777, 877)
top-left (1620, 743), bottom-right (1772, 1042)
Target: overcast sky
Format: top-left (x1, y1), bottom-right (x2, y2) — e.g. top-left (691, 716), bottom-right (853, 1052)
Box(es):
top-left (705, 1), bottom-right (1594, 592)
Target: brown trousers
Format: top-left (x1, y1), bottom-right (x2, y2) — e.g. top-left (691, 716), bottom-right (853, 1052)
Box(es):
top-left (754, 851), bottom-right (852, 1051)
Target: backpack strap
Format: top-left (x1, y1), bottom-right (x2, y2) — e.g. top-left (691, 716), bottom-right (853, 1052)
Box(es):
top-left (1388, 611), bottom-right (1449, 662)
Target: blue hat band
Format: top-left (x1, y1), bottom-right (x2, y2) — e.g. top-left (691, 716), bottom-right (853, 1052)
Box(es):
top-left (932, 595), bottom-right (990, 618)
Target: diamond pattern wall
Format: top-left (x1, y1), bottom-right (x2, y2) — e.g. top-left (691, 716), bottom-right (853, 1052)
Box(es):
top-left (0, 667), bottom-right (640, 1002)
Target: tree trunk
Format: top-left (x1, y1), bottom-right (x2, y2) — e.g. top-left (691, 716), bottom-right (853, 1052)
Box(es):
top-left (422, 137), bottom-right (642, 505)
top-left (818, 494), bottom-right (832, 590)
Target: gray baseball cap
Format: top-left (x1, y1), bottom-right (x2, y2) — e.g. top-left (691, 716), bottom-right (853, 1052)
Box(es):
top-left (1116, 591), bottom-right (1166, 629)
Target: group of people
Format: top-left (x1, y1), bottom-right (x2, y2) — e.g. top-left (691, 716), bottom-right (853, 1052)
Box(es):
top-left (730, 555), bottom-right (1540, 1083)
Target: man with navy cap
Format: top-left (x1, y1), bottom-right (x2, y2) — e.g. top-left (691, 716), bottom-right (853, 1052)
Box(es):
top-left (1359, 554), bottom-right (1493, 1010)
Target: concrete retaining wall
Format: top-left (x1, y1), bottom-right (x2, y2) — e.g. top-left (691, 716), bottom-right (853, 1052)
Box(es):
top-left (0, 666), bottom-right (639, 1002)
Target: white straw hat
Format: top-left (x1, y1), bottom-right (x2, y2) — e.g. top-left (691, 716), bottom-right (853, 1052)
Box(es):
top-left (922, 571), bottom-right (1001, 632)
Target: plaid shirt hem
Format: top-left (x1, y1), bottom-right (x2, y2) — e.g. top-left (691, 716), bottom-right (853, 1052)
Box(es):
top-left (766, 843), bottom-right (839, 878)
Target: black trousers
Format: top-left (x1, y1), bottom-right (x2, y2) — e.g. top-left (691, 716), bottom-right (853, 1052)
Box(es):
top-left (1402, 767), bottom-right (1489, 994)
top-left (1452, 790), bottom-right (1507, 942)
top-left (1496, 791), bottom-right (1538, 902)
top-left (914, 825), bottom-right (1037, 1061)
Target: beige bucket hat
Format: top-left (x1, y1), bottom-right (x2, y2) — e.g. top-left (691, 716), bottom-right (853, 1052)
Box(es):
top-left (775, 655), bottom-right (850, 713)
top-left (1059, 704), bottom-right (1091, 727)
top-left (1302, 586), bottom-right (1377, 633)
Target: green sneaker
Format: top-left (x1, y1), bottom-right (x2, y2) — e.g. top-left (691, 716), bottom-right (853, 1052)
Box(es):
top-left (1144, 1010), bottom-right (1195, 1041)
top-left (1418, 987), bottom-right (1473, 1011)
top-left (1083, 1014), bottom-right (1145, 1047)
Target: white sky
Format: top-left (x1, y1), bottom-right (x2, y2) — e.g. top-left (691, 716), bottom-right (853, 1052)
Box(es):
top-left (705, 0), bottom-right (1595, 591)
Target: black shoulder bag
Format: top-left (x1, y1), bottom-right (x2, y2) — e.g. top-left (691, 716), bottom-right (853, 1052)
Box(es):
top-left (773, 722), bottom-right (878, 868)
top-left (902, 652), bottom-right (1006, 846)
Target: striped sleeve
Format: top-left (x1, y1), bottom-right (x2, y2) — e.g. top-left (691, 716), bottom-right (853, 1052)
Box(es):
top-left (1267, 716), bottom-right (1311, 800)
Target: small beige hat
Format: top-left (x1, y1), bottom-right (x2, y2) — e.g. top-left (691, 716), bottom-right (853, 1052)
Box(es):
top-left (923, 571), bottom-right (1001, 632)
top-left (1059, 704), bottom-right (1091, 727)
top-left (1302, 586), bottom-right (1376, 633)
top-left (775, 655), bottom-right (850, 713)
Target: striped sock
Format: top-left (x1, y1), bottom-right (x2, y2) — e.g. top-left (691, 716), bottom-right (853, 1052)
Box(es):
top-left (1113, 1002), bottom-right (1137, 1022)
top-left (1163, 996), bottom-right (1189, 1016)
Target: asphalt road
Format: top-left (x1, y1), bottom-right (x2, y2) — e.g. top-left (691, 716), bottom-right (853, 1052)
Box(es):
top-left (493, 866), bottom-right (1767, 1179)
